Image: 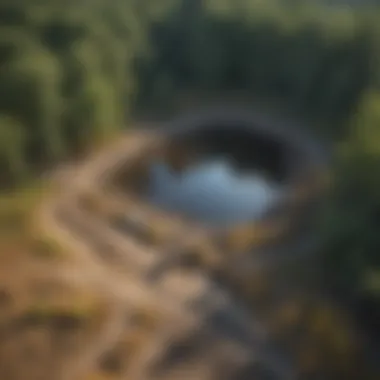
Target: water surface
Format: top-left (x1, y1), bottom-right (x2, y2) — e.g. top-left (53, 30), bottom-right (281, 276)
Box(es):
top-left (146, 158), bottom-right (284, 227)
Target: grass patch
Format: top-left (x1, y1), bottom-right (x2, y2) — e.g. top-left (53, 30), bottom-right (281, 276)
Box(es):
top-left (0, 180), bottom-right (75, 273)
top-left (24, 291), bottom-right (101, 327)
top-left (0, 180), bottom-right (67, 260)
top-left (29, 235), bottom-right (64, 259)
top-left (0, 180), bottom-right (52, 238)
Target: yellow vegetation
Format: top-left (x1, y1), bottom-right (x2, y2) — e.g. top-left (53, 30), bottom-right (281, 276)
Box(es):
top-left (0, 180), bottom-right (52, 238)
top-left (227, 220), bottom-right (288, 252)
top-left (25, 290), bottom-right (100, 321)
top-left (29, 235), bottom-right (64, 259)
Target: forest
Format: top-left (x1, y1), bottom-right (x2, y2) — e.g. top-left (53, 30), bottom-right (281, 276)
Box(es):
top-left (0, 0), bottom-right (379, 372)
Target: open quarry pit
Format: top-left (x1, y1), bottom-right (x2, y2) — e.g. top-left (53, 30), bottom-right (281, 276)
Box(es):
top-left (106, 109), bottom-right (329, 261)
top-left (47, 107), bottom-right (330, 380)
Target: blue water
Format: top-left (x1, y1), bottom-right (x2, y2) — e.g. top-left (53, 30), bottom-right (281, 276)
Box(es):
top-left (146, 159), bottom-right (284, 226)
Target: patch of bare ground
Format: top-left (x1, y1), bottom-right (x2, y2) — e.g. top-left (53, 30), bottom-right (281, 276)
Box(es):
top-left (0, 243), bottom-right (125, 380)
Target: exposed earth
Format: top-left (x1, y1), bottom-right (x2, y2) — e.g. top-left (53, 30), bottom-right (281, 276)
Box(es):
top-left (0, 108), bottom-right (368, 380)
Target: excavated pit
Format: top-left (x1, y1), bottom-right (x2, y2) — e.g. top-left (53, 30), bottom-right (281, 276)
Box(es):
top-left (109, 109), bottom-right (329, 254)
top-left (138, 113), bottom-right (315, 229)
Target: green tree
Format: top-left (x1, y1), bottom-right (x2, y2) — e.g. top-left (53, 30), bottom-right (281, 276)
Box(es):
top-left (0, 115), bottom-right (27, 185)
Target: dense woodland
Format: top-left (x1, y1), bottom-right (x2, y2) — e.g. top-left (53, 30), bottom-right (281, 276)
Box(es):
top-left (0, 0), bottom-right (379, 375)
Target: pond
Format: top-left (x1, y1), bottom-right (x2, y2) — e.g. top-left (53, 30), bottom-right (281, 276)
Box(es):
top-left (145, 158), bottom-right (285, 227)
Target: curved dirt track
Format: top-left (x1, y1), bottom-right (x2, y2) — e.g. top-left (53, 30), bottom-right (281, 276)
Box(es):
top-left (36, 109), bottom-right (330, 380)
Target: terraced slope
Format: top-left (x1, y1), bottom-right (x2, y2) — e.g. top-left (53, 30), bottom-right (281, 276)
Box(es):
top-left (34, 108), bottom-right (331, 380)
